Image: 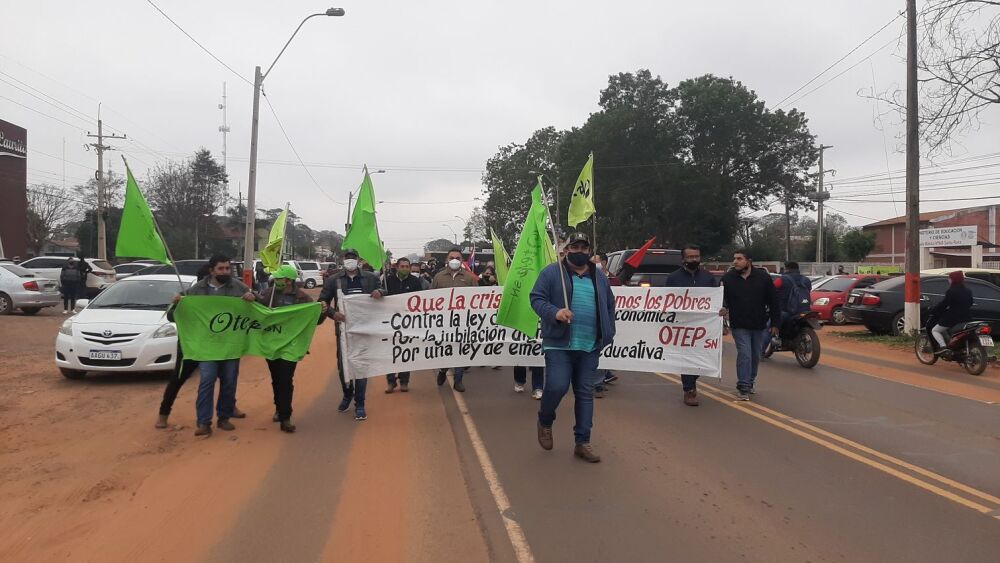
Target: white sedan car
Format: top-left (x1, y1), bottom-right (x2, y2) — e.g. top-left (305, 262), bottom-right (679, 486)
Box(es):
top-left (55, 274), bottom-right (195, 379)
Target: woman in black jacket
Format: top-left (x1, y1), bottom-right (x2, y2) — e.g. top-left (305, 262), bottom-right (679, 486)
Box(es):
top-left (930, 271), bottom-right (974, 351)
top-left (59, 258), bottom-right (83, 313)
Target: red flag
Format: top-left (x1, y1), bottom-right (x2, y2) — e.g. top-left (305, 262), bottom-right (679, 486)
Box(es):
top-left (625, 237), bottom-right (657, 269)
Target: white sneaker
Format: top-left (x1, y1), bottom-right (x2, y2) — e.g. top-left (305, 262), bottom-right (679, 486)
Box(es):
top-left (62, 310), bottom-right (69, 314)
top-left (514, 384), bottom-right (525, 393)
top-left (532, 389), bottom-right (543, 400)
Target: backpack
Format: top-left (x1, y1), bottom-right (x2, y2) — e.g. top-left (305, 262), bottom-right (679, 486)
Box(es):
top-left (782, 274), bottom-right (811, 314)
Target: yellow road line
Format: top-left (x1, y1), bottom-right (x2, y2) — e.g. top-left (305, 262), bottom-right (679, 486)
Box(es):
top-left (656, 373), bottom-right (1000, 519)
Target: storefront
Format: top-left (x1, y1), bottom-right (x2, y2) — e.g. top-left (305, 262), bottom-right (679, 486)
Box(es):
top-left (0, 119), bottom-right (28, 259)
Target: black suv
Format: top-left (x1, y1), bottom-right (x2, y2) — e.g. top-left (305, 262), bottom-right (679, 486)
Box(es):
top-left (605, 248), bottom-right (682, 287)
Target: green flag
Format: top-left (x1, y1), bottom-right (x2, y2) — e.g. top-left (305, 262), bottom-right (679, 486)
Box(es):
top-left (567, 152), bottom-right (595, 228)
top-left (497, 182), bottom-right (557, 338)
top-left (115, 163), bottom-right (171, 264)
top-left (173, 296), bottom-right (321, 361)
top-left (491, 228), bottom-right (511, 285)
top-left (342, 168), bottom-right (386, 268)
top-left (260, 205), bottom-right (288, 273)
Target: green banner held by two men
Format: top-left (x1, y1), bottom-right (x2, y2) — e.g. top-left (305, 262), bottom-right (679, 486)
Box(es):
top-left (173, 296), bottom-right (322, 362)
top-left (496, 182), bottom-right (557, 338)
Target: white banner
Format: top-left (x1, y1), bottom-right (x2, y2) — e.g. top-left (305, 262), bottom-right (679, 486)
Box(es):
top-left (341, 286), bottom-right (723, 380)
top-left (919, 226), bottom-right (978, 247)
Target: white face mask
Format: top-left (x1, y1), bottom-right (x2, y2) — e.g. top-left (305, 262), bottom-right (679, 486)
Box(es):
top-left (343, 259), bottom-right (359, 272)
top-left (448, 259), bottom-right (462, 271)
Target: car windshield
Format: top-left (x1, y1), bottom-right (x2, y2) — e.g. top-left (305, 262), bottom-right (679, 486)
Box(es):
top-left (1, 264), bottom-right (36, 277)
top-left (87, 280), bottom-right (189, 310)
top-left (91, 260), bottom-right (114, 271)
top-left (815, 278), bottom-right (859, 292)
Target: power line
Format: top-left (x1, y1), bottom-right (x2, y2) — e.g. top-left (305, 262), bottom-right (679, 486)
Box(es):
top-left (775, 12), bottom-right (904, 108)
top-left (261, 93), bottom-right (343, 205)
top-left (781, 34), bottom-right (901, 109)
top-left (824, 206), bottom-right (880, 222)
top-left (0, 74), bottom-right (95, 126)
top-left (144, 0), bottom-right (252, 86)
top-left (831, 151), bottom-right (1000, 184)
top-left (0, 93), bottom-right (88, 132)
top-left (831, 194), bottom-right (1000, 203)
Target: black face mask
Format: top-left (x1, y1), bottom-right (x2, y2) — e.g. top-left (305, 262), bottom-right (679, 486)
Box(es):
top-left (567, 252), bottom-right (591, 267)
top-left (214, 274), bottom-right (232, 284)
top-left (685, 260), bottom-right (700, 271)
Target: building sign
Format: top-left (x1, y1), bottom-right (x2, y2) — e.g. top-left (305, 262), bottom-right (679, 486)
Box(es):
top-left (0, 129), bottom-right (27, 158)
top-left (919, 226), bottom-right (978, 248)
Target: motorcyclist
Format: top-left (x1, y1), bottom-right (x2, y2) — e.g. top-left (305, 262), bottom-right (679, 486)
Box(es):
top-left (929, 271), bottom-right (974, 353)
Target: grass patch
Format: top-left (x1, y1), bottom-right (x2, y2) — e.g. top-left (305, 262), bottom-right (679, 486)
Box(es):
top-left (832, 330), bottom-right (915, 350)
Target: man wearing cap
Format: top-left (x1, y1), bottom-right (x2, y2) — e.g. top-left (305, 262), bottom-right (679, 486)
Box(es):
top-left (530, 232), bottom-right (616, 463)
top-left (319, 249), bottom-right (382, 421)
top-left (258, 265), bottom-right (327, 432)
top-left (372, 257), bottom-right (424, 393)
top-left (430, 247), bottom-right (476, 392)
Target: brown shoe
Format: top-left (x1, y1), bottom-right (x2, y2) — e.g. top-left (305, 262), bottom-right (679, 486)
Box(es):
top-left (574, 443), bottom-right (601, 463)
top-left (683, 390), bottom-right (699, 407)
top-left (400, 383), bottom-right (409, 393)
top-left (537, 422), bottom-right (553, 451)
top-left (230, 407), bottom-right (247, 419)
top-left (217, 419), bottom-right (236, 431)
top-left (279, 420), bottom-right (297, 433)
top-left (194, 424), bottom-right (212, 437)
top-left (155, 414), bottom-right (169, 429)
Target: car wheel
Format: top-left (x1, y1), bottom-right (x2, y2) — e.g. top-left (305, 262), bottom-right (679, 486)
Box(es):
top-left (0, 292), bottom-right (12, 315)
top-left (305, 278), bottom-right (317, 289)
top-left (831, 307), bottom-right (847, 325)
top-left (59, 368), bottom-right (86, 380)
top-left (891, 312), bottom-right (905, 336)
top-left (20, 307), bottom-right (41, 316)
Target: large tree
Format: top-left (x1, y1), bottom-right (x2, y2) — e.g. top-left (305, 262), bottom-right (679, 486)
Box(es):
top-left (26, 184), bottom-right (78, 254)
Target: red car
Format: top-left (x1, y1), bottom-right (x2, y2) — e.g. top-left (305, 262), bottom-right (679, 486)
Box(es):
top-left (810, 274), bottom-right (887, 325)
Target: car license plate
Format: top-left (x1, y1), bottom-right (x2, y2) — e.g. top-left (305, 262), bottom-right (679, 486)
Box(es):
top-left (89, 350), bottom-right (122, 361)
top-left (979, 335), bottom-right (994, 347)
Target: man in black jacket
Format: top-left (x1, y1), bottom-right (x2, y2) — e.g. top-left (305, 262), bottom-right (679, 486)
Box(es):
top-left (664, 244), bottom-right (726, 406)
top-left (319, 249), bottom-right (382, 421)
top-left (374, 257), bottom-right (423, 393)
top-left (721, 249), bottom-right (780, 401)
top-left (930, 270), bottom-right (974, 353)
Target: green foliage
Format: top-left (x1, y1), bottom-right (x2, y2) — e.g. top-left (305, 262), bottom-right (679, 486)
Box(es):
top-left (841, 229), bottom-right (877, 262)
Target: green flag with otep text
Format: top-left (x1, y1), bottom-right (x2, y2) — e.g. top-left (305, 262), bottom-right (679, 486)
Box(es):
top-left (496, 182), bottom-right (557, 338)
top-left (115, 163), bottom-right (171, 264)
top-left (173, 296), bottom-right (321, 361)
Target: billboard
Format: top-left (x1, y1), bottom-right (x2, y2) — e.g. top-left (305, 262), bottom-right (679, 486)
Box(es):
top-left (0, 119), bottom-right (28, 259)
top-left (919, 226), bottom-right (978, 248)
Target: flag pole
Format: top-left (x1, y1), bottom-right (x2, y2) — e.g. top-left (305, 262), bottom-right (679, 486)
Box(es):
top-left (538, 176), bottom-right (570, 315)
top-left (592, 213), bottom-right (598, 254)
top-left (121, 155), bottom-right (185, 294)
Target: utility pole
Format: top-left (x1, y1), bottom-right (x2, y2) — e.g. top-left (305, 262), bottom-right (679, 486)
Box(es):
top-left (904, 0), bottom-right (921, 334)
top-left (784, 197), bottom-right (792, 263)
top-left (218, 82), bottom-right (230, 190)
top-left (811, 145), bottom-right (833, 263)
top-left (86, 116), bottom-right (126, 260)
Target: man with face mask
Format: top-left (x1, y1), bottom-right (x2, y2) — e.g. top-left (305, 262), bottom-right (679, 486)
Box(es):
top-left (319, 249), bottom-right (383, 421)
top-left (664, 244), bottom-right (727, 406)
top-left (531, 232), bottom-right (616, 463)
top-left (721, 249), bottom-right (780, 401)
top-left (171, 255), bottom-right (256, 437)
top-left (430, 248), bottom-right (475, 392)
top-left (257, 265), bottom-right (327, 432)
top-left (373, 257), bottom-right (423, 393)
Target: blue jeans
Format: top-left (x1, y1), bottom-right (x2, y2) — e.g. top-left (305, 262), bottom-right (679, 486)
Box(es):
top-left (681, 374), bottom-right (699, 392)
top-left (196, 359), bottom-right (240, 426)
top-left (732, 328), bottom-right (767, 392)
top-left (343, 377), bottom-right (369, 408)
top-left (514, 366), bottom-right (544, 391)
top-left (538, 349), bottom-right (599, 444)
top-left (453, 367), bottom-right (465, 384)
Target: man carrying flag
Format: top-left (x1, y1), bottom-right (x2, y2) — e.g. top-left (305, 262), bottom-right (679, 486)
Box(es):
top-left (531, 232), bottom-right (616, 463)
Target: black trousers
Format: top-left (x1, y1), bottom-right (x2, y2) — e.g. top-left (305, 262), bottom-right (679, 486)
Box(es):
top-left (159, 344), bottom-right (200, 416)
top-left (386, 372), bottom-right (410, 385)
top-left (266, 358), bottom-right (298, 421)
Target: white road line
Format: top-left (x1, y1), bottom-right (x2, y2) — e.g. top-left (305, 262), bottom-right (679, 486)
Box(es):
top-left (449, 378), bottom-right (536, 563)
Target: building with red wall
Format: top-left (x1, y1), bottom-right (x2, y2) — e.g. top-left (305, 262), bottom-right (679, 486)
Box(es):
top-left (0, 119), bottom-right (28, 259)
top-left (862, 204), bottom-right (1000, 267)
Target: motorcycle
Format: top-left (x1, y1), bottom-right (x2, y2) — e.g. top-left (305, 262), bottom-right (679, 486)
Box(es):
top-left (915, 316), bottom-right (995, 376)
top-left (762, 311), bottom-right (823, 368)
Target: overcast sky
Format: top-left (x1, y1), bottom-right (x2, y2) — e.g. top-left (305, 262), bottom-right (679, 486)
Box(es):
top-left (3, 0), bottom-right (997, 256)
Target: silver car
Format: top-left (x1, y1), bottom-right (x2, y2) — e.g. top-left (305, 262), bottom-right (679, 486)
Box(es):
top-left (0, 263), bottom-right (61, 315)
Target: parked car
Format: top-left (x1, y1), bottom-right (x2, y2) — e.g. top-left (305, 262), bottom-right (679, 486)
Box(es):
top-left (54, 274), bottom-right (195, 379)
top-left (0, 263), bottom-right (61, 315)
top-left (810, 274), bottom-right (887, 325)
top-left (18, 256), bottom-right (117, 297)
top-left (843, 275), bottom-right (1000, 335)
top-left (606, 248), bottom-right (682, 287)
top-left (285, 260), bottom-right (323, 288)
top-left (113, 262), bottom-right (157, 280)
top-left (131, 259), bottom-right (208, 278)
top-left (922, 268), bottom-right (1000, 288)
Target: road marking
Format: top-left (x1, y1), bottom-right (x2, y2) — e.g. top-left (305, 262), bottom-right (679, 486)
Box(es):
top-left (448, 377), bottom-right (535, 563)
top-left (656, 373), bottom-right (1000, 519)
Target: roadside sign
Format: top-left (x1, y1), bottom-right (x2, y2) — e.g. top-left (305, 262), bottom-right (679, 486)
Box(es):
top-left (919, 226), bottom-right (977, 248)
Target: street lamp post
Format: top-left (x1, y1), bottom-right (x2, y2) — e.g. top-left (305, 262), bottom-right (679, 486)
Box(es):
top-left (442, 224), bottom-right (458, 245)
top-left (243, 7), bottom-right (346, 284)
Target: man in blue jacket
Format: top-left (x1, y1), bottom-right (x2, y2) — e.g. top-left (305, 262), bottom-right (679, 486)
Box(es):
top-left (530, 233), bottom-right (616, 463)
top-left (663, 244), bottom-right (726, 406)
